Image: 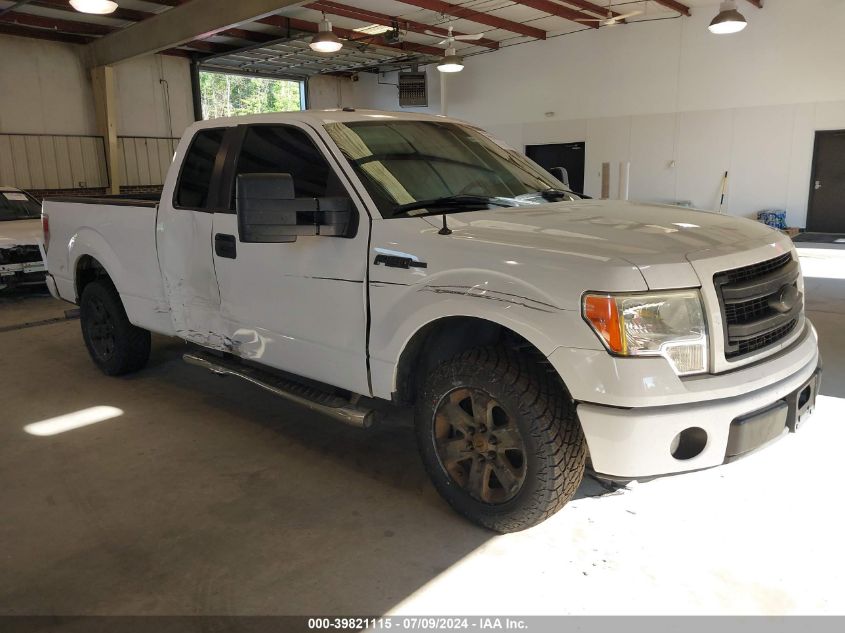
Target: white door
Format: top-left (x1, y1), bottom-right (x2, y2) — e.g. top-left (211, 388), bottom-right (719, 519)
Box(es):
top-left (158, 126), bottom-right (233, 349)
top-left (210, 123), bottom-right (371, 395)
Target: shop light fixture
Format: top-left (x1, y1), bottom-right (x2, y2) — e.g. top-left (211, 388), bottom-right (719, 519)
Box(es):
top-left (437, 46), bottom-right (464, 73)
top-left (69, 0), bottom-right (118, 15)
top-left (708, 1), bottom-right (748, 34)
top-left (310, 15), bottom-right (344, 53)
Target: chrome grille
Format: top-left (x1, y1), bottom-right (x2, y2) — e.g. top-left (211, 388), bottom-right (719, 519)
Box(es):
top-left (719, 252), bottom-right (793, 285)
top-left (733, 320), bottom-right (798, 357)
top-left (723, 296), bottom-right (771, 324)
top-left (714, 253), bottom-right (801, 360)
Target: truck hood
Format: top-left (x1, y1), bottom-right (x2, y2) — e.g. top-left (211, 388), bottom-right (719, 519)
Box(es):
top-left (425, 200), bottom-right (784, 289)
top-left (0, 219), bottom-right (42, 249)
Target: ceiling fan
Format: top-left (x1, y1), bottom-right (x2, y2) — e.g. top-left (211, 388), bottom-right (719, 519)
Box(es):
top-left (576, 4), bottom-right (643, 27)
top-left (424, 25), bottom-right (483, 46)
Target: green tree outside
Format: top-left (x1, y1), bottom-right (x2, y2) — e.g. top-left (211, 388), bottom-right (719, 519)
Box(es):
top-left (200, 72), bottom-right (303, 119)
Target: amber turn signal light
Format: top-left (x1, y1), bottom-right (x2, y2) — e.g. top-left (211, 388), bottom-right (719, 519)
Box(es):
top-left (583, 295), bottom-right (626, 354)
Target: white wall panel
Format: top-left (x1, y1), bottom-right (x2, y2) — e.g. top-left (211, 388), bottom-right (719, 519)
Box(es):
top-left (675, 109), bottom-right (734, 212)
top-left (0, 136), bottom-right (15, 186)
top-left (66, 137), bottom-right (87, 189)
top-left (114, 55), bottom-right (194, 138)
top-left (584, 117), bottom-right (632, 199)
top-left (0, 36), bottom-right (96, 135)
top-left (727, 105), bottom-right (793, 218)
top-left (53, 137), bottom-right (74, 189)
top-left (628, 114), bottom-right (678, 204)
top-left (116, 136), bottom-right (179, 187)
top-left (0, 34), bottom-right (194, 140)
top-left (10, 136), bottom-right (31, 189)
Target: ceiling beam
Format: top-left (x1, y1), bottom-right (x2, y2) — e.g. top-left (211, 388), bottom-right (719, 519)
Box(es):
top-left (0, 21), bottom-right (91, 43)
top-left (396, 0), bottom-right (546, 39)
top-left (182, 40), bottom-right (241, 54)
top-left (508, 1), bottom-right (599, 27)
top-left (0, 10), bottom-right (115, 36)
top-left (36, 0), bottom-right (288, 48)
top-left (83, 0), bottom-right (302, 67)
top-left (259, 15), bottom-right (444, 57)
top-left (652, 0), bottom-right (692, 16)
top-left (305, 0), bottom-right (499, 49)
top-left (560, 1), bottom-right (623, 19)
top-left (0, 0), bottom-right (36, 18)
top-left (0, 1), bottom-right (242, 56)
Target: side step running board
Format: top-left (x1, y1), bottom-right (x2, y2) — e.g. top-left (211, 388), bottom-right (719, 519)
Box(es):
top-left (183, 352), bottom-right (375, 428)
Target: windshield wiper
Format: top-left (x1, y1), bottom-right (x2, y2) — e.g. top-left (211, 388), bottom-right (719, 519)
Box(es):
top-left (393, 195), bottom-right (514, 216)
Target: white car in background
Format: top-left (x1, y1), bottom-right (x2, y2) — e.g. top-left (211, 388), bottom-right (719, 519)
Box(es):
top-left (0, 186), bottom-right (47, 290)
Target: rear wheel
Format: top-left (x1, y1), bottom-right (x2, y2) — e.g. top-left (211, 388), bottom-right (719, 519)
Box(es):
top-left (415, 347), bottom-right (587, 533)
top-left (80, 280), bottom-right (150, 376)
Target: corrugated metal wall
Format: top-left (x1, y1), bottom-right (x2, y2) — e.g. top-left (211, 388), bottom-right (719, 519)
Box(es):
top-left (0, 134), bottom-right (108, 190)
top-left (117, 137), bottom-right (179, 187)
top-left (0, 134), bottom-right (179, 190)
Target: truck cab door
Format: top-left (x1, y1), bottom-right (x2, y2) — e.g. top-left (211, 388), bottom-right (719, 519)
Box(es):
top-left (210, 123), bottom-right (371, 396)
top-left (157, 126), bottom-right (235, 349)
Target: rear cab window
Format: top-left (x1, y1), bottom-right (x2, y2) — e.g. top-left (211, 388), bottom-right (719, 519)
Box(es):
top-left (175, 128), bottom-right (227, 210)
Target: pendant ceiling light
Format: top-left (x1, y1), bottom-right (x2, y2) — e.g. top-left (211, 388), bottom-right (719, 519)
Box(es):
top-left (69, 0), bottom-right (118, 14)
top-left (437, 46), bottom-right (464, 73)
top-left (708, 1), bottom-right (748, 34)
top-left (310, 14), bottom-right (344, 53)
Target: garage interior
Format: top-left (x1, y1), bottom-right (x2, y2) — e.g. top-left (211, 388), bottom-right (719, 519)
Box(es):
top-left (1, 0), bottom-right (844, 621)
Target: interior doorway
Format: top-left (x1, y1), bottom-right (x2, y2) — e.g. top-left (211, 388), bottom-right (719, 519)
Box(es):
top-left (525, 142), bottom-right (586, 195)
top-left (807, 130), bottom-right (845, 233)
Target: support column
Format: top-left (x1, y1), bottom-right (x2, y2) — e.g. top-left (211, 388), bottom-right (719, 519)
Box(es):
top-left (91, 65), bottom-right (120, 195)
top-left (190, 56), bottom-right (204, 122)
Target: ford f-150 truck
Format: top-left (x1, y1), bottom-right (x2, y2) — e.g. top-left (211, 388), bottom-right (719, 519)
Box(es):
top-left (43, 110), bottom-right (821, 532)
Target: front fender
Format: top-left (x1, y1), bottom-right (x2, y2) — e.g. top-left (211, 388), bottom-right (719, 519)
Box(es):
top-left (368, 269), bottom-right (602, 400)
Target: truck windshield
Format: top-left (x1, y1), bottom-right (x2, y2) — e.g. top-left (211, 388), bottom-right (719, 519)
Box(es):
top-left (324, 120), bottom-right (577, 219)
top-left (0, 191), bottom-right (41, 221)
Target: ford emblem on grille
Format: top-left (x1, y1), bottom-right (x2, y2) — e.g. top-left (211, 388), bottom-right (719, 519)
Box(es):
top-left (769, 284), bottom-right (799, 314)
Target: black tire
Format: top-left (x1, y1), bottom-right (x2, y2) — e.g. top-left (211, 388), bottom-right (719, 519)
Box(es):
top-left (415, 346), bottom-right (586, 533)
top-left (80, 280), bottom-right (151, 376)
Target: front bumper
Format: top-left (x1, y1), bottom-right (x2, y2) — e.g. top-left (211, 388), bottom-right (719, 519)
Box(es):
top-left (566, 323), bottom-right (821, 479)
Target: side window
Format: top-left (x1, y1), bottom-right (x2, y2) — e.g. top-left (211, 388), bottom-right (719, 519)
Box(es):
top-left (230, 125), bottom-right (343, 207)
top-left (175, 128), bottom-right (226, 209)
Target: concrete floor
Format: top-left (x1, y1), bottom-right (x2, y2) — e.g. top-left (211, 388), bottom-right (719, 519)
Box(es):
top-left (1, 247), bottom-right (844, 616)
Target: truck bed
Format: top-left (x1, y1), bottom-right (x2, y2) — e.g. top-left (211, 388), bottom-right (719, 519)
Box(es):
top-left (43, 196), bottom-right (175, 336)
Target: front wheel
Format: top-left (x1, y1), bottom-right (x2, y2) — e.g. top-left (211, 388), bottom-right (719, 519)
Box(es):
top-left (415, 347), bottom-right (586, 533)
top-left (80, 280), bottom-right (151, 376)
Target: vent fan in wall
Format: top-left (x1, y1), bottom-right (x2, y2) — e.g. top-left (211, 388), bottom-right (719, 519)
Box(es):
top-left (398, 72), bottom-right (427, 108)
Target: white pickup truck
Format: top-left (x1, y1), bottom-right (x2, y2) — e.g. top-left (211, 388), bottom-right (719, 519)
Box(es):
top-left (44, 110), bottom-right (821, 532)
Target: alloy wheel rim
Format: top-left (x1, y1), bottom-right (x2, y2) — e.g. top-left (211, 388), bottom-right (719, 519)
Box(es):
top-left (87, 297), bottom-right (116, 360)
top-left (433, 387), bottom-right (527, 504)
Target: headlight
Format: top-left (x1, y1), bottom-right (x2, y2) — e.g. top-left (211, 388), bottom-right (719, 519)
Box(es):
top-left (583, 290), bottom-right (708, 375)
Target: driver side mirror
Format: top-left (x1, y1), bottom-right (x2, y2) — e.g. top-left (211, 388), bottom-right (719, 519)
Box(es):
top-left (236, 173), bottom-right (353, 243)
